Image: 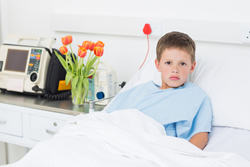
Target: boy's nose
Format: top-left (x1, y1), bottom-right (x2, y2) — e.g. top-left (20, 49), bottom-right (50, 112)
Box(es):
top-left (172, 69), bottom-right (179, 73)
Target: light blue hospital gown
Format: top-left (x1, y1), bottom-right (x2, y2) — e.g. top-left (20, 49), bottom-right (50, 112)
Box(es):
top-left (105, 81), bottom-right (213, 141)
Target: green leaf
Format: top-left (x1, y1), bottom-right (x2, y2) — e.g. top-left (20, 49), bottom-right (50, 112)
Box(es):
top-left (87, 67), bottom-right (96, 77)
top-left (82, 66), bottom-right (87, 76)
top-left (85, 57), bottom-right (97, 76)
top-left (72, 76), bottom-right (79, 89)
top-left (83, 77), bottom-right (89, 88)
top-left (78, 63), bottom-right (85, 75)
top-left (70, 54), bottom-right (77, 66)
top-left (65, 72), bottom-right (75, 85)
top-left (80, 64), bottom-right (85, 70)
top-left (76, 76), bottom-right (83, 99)
top-left (66, 67), bottom-right (71, 72)
top-left (71, 76), bottom-right (79, 96)
top-left (67, 54), bottom-right (76, 72)
top-left (83, 77), bottom-right (89, 99)
top-left (92, 72), bottom-right (96, 79)
top-left (88, 57), bottom-right (97, 70)
top-left (73, 60), bottom-right (77, 69)
top-left (54, 51), bottom-right (67, 70)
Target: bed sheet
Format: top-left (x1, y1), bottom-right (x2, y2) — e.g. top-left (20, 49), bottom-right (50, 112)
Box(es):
top-left (204, 126), bottom-right (250, 161)
top-left (3, 110), bottom-right (250, 167)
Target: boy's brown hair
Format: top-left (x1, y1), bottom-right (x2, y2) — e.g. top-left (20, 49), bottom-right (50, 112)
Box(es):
top-left (156, 31), bottom-right (196, 63)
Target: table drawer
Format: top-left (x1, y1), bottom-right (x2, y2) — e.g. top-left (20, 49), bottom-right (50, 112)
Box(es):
top-left (30, 115), bottom-right (66, 141)
top-left (0, 110), bottom-right (22, 137)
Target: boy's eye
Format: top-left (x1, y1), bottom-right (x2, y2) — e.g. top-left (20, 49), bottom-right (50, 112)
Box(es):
top-left (181, 62), bottom-right (186, 66)
top-left (165, 61), bottom-right (171, 65)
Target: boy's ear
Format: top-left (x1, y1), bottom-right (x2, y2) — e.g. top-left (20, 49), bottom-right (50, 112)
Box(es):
top-left (155, 59), bottom-right (161, 72)
top-left (189, 61), bottom-right (196, 73)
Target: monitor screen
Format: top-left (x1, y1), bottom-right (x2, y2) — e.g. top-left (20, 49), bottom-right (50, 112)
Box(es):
top-left (5, 49), bottom-right (29, 72)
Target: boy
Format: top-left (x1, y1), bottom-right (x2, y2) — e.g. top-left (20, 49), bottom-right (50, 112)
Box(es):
top-left (105, 31), bottom-right (213, 150)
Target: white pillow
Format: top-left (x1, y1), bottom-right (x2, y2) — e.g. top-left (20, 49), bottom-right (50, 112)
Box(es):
top-left (120, 55), bottom-right (250, 131)
top-left (104, 58), bottom-right (160, 110)
top-left (121, 58), bottom-right (161, 93)
top-left (189, 54), bottom-right (250, 130)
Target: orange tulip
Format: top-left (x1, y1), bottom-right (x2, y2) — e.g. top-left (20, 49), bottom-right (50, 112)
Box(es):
top-left (59, 46), bottom-right (68, 55)
top-left (94, 41), bottom-right (105, 48)
top-left (61, 35), bottom-right (73, 45)
top-left (89, 42), bottom-right (95, 51)
top-left (94, 46), bottom-right (104, 57)
top-left (78, 41), bottom-right (92, 50)
top-left (78, 47), bottom-right (87, 58)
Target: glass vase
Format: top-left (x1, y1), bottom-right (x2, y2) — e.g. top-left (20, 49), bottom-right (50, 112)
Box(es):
top-left (71, 81), bottom-right (87, 107)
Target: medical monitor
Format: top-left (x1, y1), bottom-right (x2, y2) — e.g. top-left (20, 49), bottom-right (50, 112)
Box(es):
top-left (5, 49), bottom-right (29, 72)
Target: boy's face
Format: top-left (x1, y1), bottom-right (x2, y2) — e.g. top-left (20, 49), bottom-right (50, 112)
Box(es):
top-left (155, 48), bottom-right (196, 89)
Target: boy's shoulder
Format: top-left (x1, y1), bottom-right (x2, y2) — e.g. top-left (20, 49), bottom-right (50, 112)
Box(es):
top-left (120, 81), bottom-right (152, 94)
top-left (184, 82), bottom-right (209, 98)
top-left (132, 80), bottom-right (154, 89)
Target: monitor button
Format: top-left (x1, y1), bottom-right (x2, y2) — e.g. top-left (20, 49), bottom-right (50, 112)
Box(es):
top-left (96, 92), bottom-right (105, 100)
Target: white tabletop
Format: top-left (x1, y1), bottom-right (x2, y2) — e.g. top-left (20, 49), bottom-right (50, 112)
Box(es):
top-left (0, 91), bottom-right (106, 115)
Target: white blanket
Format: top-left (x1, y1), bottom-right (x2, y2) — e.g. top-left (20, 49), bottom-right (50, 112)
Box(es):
top-left (5, 109), bottom-right (250, 167)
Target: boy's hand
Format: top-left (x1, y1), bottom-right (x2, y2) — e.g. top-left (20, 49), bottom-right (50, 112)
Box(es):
top-left (189, 132), bottom-right (208, 150)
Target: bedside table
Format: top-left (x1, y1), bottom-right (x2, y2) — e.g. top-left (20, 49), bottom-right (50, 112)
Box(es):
top-left (0, 91), bottom-right (106, 148)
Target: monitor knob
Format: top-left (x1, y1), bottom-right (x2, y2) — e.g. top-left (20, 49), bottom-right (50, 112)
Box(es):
top-left (30, 73), bottom-right (37, 82)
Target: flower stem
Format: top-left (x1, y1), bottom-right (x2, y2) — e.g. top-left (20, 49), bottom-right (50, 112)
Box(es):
top-left (85, 51), bottom-right (92, 69)
top-left (65, 54), bottom-right (69, 68)
top-left (69, 44), bottom-right (76, 64)
top-left (67, 53), bottom-right (74, 73)
top-left (90, 52), bottom-right (95, 60)
top-left (86, 57), bottom-right (100, 78)
top-left (77, 58), bottom-right (80, 76)
top-left (80, 58), bottom-right (84, 76)
top-left (84, 51), bottom-right (93, 76)
top-left (87, 51), bottom-right (92, 62)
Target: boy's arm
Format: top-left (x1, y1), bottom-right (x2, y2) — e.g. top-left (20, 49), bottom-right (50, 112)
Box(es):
top-left (189, 132), bottom-right (208, 150)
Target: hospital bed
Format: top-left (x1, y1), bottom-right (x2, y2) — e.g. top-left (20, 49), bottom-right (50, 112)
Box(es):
top-left (2, 52), bottom-right (250, 167)
top-left (119, 53), bottom-right (250, 162)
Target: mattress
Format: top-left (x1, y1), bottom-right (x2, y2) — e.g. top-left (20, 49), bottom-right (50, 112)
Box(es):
top-left (204, 126), bottom-right (250, 161)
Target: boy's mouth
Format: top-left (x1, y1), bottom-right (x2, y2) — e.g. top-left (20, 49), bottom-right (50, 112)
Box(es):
top-left (169, 76), bottom-right (180, 80)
